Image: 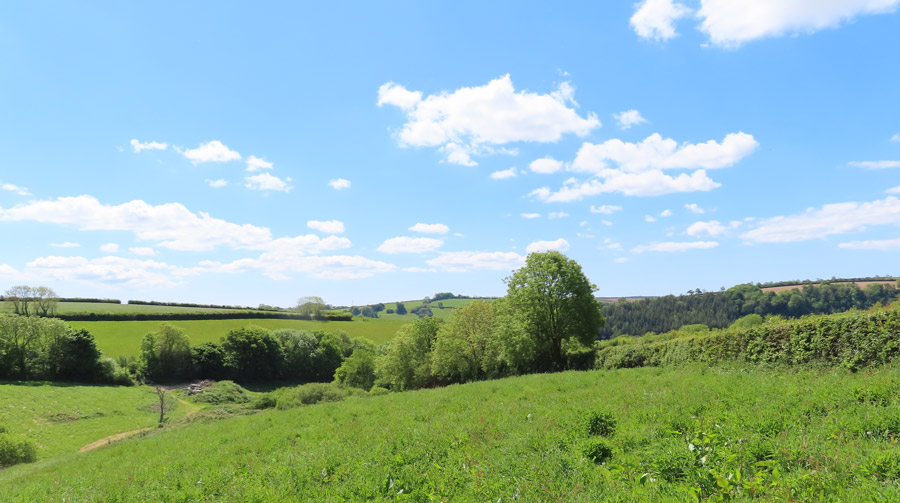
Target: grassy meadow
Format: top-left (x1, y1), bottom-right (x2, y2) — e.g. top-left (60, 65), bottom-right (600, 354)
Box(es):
top-left (71, 317), bottom-right (411, 357)
top-left (0, 301), bottom-right (263, 316)
top-left (6, 364), bottom-right (900, 500)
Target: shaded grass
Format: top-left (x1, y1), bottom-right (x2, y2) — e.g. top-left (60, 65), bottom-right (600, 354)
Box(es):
top-left (71, 318), bottom-right (410, 358)
top-left (7, 364), bottom-right (900, 500)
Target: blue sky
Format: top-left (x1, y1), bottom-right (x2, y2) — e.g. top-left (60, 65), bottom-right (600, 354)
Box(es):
top-left (1, 1), bottom-right (899, 307)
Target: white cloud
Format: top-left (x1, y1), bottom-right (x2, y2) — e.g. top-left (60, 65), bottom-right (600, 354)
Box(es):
top-left (409, 223), bottom-right (450, 234)
top-left (100, 243), bottom-right (119, 253)
top-left (685, 203), bottom-right (705, 214)
top-left (601, 220), bottom-right (613, 226)
top-left (602, 239), bottom-right (622, 250)
top-left (245, 155), bottom-right (273, 172)
top-left (838, 238), bottom-right (900, 250)
top-left (848, 160), bottom-right (900, 169)
top-left (892, 134), bottom-right (900, 142)
top-left (377, 236), bottom-right (444, 254)
top-left (180, 140), bottom-right (241, 163)
top-left (698, 0), bottom-right (900, 48)
top-left (687, 220), bottom-right (728, 236)
top-left (613, 110), bottom-right (648, 130)
top-left (377, 82), bottom-right (423, 110)
top-left (25, 255), bottom-right (193, 288)
top-left (378, 75), bottom-right (601, 165)
top-left (530, 170), bottom-right (722, 201)
top-left (2, 183), bottom-right (31, 196)
top-left (245, 173), bottom-right (292, 192)
top-left (526, 238), bottom-right (570, 253)
top-left (211, 252), bottom-right (395, 281)
top-left (661, 209), bottom-right (673, 217)
top-left (633, 241), bottom-right (719, 253)
top-left (490, 167), bottom-right (518, 180)
top-left (631, 0), bottom-right (693, 41)
top-left (329, 178), bottom-right (351, 190)
top-left (307, 219), bottom-right (346, 235)
top-left (521, 213), bottom-right (541, 219)
top-left (529, 157), bottom-right (564, 174)
top-left (887, 186), bottom-right (900, 194)
top-left (129, 247), bottom-right (158, 257)
top-left (645, 215), bottom-right (657, 222)
top-left (130, 139), bottom-right (168, 153)
top-left (742, 196), bottom-right (900, 243)
top-left (50, 242), bottom-right (80, 248)
top-left (427, 251), bottom-right (526, 272)
top-left (615, 257), bottom-right (630, 263)
top-left (206, 179), bottom-right (228, 188)
top-left (548, 212), bottom-right (569, 219)
top-left (402, 267), bottom-right (437, 273)
top-left (590, 204), bottom-right (623, 214)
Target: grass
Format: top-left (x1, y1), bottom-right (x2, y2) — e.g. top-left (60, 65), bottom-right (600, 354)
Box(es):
top-left (0, 382), bottom-right (192, 459)
top-left (6, 364), bottom-right (900, 500)
top-left (338, 297), bottom-right (485, 321)
top-left (71, 318), bottom-right (411, 358)
top-left (0, 301), bottom-right (264, 315)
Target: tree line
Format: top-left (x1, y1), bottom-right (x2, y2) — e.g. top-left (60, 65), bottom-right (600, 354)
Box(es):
top-left (600, 281), bottom-right (900, 338)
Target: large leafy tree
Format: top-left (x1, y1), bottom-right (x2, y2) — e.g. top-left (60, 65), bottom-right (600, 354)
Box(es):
top-left (504, 251), bottom-right (603, 370)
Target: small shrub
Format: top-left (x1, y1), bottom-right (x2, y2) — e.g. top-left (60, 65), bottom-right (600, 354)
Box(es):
top-left (582, 439), bottom-right (612, 464)
top-left (0, 433), bottom-right (37, 468)
top-left (191, 381), bottom-right (252, 404)
top-left (251, 394), bottom-right (277, 410)
top-left (585, 410), bottom-right (617, 437)
top-left (369, 386), bottom-right (390, 396)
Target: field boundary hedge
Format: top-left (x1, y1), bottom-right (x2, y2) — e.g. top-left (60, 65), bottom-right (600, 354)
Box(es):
top-left (53, 312), bottom-right (353, 322)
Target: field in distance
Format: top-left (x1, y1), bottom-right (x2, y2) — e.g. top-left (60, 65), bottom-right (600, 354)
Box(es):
top-left (71, 318), bottom-right (411, 358)
top-left (0, 301), bottom-right (267, 315)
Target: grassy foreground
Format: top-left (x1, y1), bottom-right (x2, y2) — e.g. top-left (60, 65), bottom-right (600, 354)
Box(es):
top-left (71, 318), bottom-right (410, 357)
top-left (6, 365), bottom-right (900, 501)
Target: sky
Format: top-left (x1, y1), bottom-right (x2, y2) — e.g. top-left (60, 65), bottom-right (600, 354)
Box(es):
top-left (1, 1), bottom-right (899, 307)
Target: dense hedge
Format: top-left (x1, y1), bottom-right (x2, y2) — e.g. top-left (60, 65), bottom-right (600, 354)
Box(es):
top-left (595, 308), bottom-right (900, 371)
top-left (54, 312), bottom-right (352, 322)
top-left (127, 300), bottom-right (272, 310)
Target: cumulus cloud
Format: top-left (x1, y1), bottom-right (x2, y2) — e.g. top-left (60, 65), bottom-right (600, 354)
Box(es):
top-left (614, 110), bottom-right (648, 130)
top-left (206, 179), bottom-right (228, 188)
top-left (742, 196), bottom-right (900, 243)
top-left (590, 204), bottom-right (623, 214)
top-left (848, 160), bottom-right (900, 169)
top-left (631, 0), bottom-right (693, 41)
top-left (548, 212), bottom-right (569, 219)
top-left (2, 183), bottom-right (31, 196)
top-left (129, 247), bottom-right (158, 257)
top-left (490, 167), bottom-right (518, 180)
top-left (246, 155), bottom-right (273, 172)
top-left (329, 178), bottom-right (351, 190)
top-left (377, 236), bottom-right (444, 254)
top-left (25, 255), bottom-right (194, 288)
top-left (838, 237), bottom-right (900, 250)
top-left (645, 215), bottom-right (657, 222)
top-left (633, 241), bottom-right (719, 253)
top-left (521, 213), bottom-right (541, 219)
top-left (887, 186), bottom-right (900, 194)
top-left (697, 0), bottom-right (900, 48)
top-left (130, 139), bottom-right (168, 153)
top-left (0, 195), bottom-right (351, 253)
top-left (687, 220), bottom-right (728, 236)
top-left (427, 251), bottom-right (526, 272)
top-left (307, 220), bottom-right (345, 234)
top-left (409, 223), bottom-right (449, 234)
top-left (685, 203), bottom-right (705, 213)
top-left (180, 140), bottom-right (241, 163)
top-left (661, 209), bottom-right (673, 217)
top-left (50, 242), bottom-right (80, 248)
top-left (100, 243), bottom-right (119, 253)
top-left (529, 157), bottom-right (564, 174)
top-left (532, 169), bottom-right (721, 201)
top-left (378, 74), bottom-right (601, 165)
top-left (526, 238), bottom-right (571, 253)
top-left (245, 173), bottom-right (291, 192)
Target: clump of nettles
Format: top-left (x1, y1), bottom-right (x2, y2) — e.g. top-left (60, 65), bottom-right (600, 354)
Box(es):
top-left (585, 410), bottom-right (617, 437)
top-left (582, 439), bottom-right (613, 464)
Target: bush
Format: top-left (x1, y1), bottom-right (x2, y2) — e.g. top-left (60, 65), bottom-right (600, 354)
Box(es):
top-left (270, 383), bottom-right (364, 410)
top-left (190, 381), bottom-right (251, 404)
top-left (582, 439), bottom-right (612, 464)
top-left (250, 394), bottom-right (277, 410)
top-left (98, 357), bottom-right (134, 385)
top-left (0, 433), bottom-right (37, 468)
top-left (369, 386), bottom-right (389, 396)
top-left (584, 410), bottom-right (617, 437)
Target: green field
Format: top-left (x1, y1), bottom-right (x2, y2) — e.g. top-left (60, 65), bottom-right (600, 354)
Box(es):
top-left (1, 301), bottom-right (264, 315)
top-left (71, 318), bottom-right (411, 358)
top-left (0, 382), bottom-right (193, 460)
top-left (6, 364), bottom-right (900, 500)
top-left (340, 297), bottom-right (485, 321)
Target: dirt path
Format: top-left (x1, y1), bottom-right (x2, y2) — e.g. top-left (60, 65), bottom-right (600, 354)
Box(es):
top-left (78, 428), bottom-right (152, 452)
top-left (78, 389), bottom-right (203, 453)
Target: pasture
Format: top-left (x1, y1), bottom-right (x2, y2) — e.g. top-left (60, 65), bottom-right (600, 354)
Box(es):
top-left (0, 301), bottom-right (262, 316)
top-left (71, 318), bottom-right (411, 358)
top-left (5, 364), bottom-right (900, 500)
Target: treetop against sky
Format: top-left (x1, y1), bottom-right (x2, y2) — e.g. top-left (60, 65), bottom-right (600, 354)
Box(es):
top-left (0, 1), bottom-right (898, 306)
